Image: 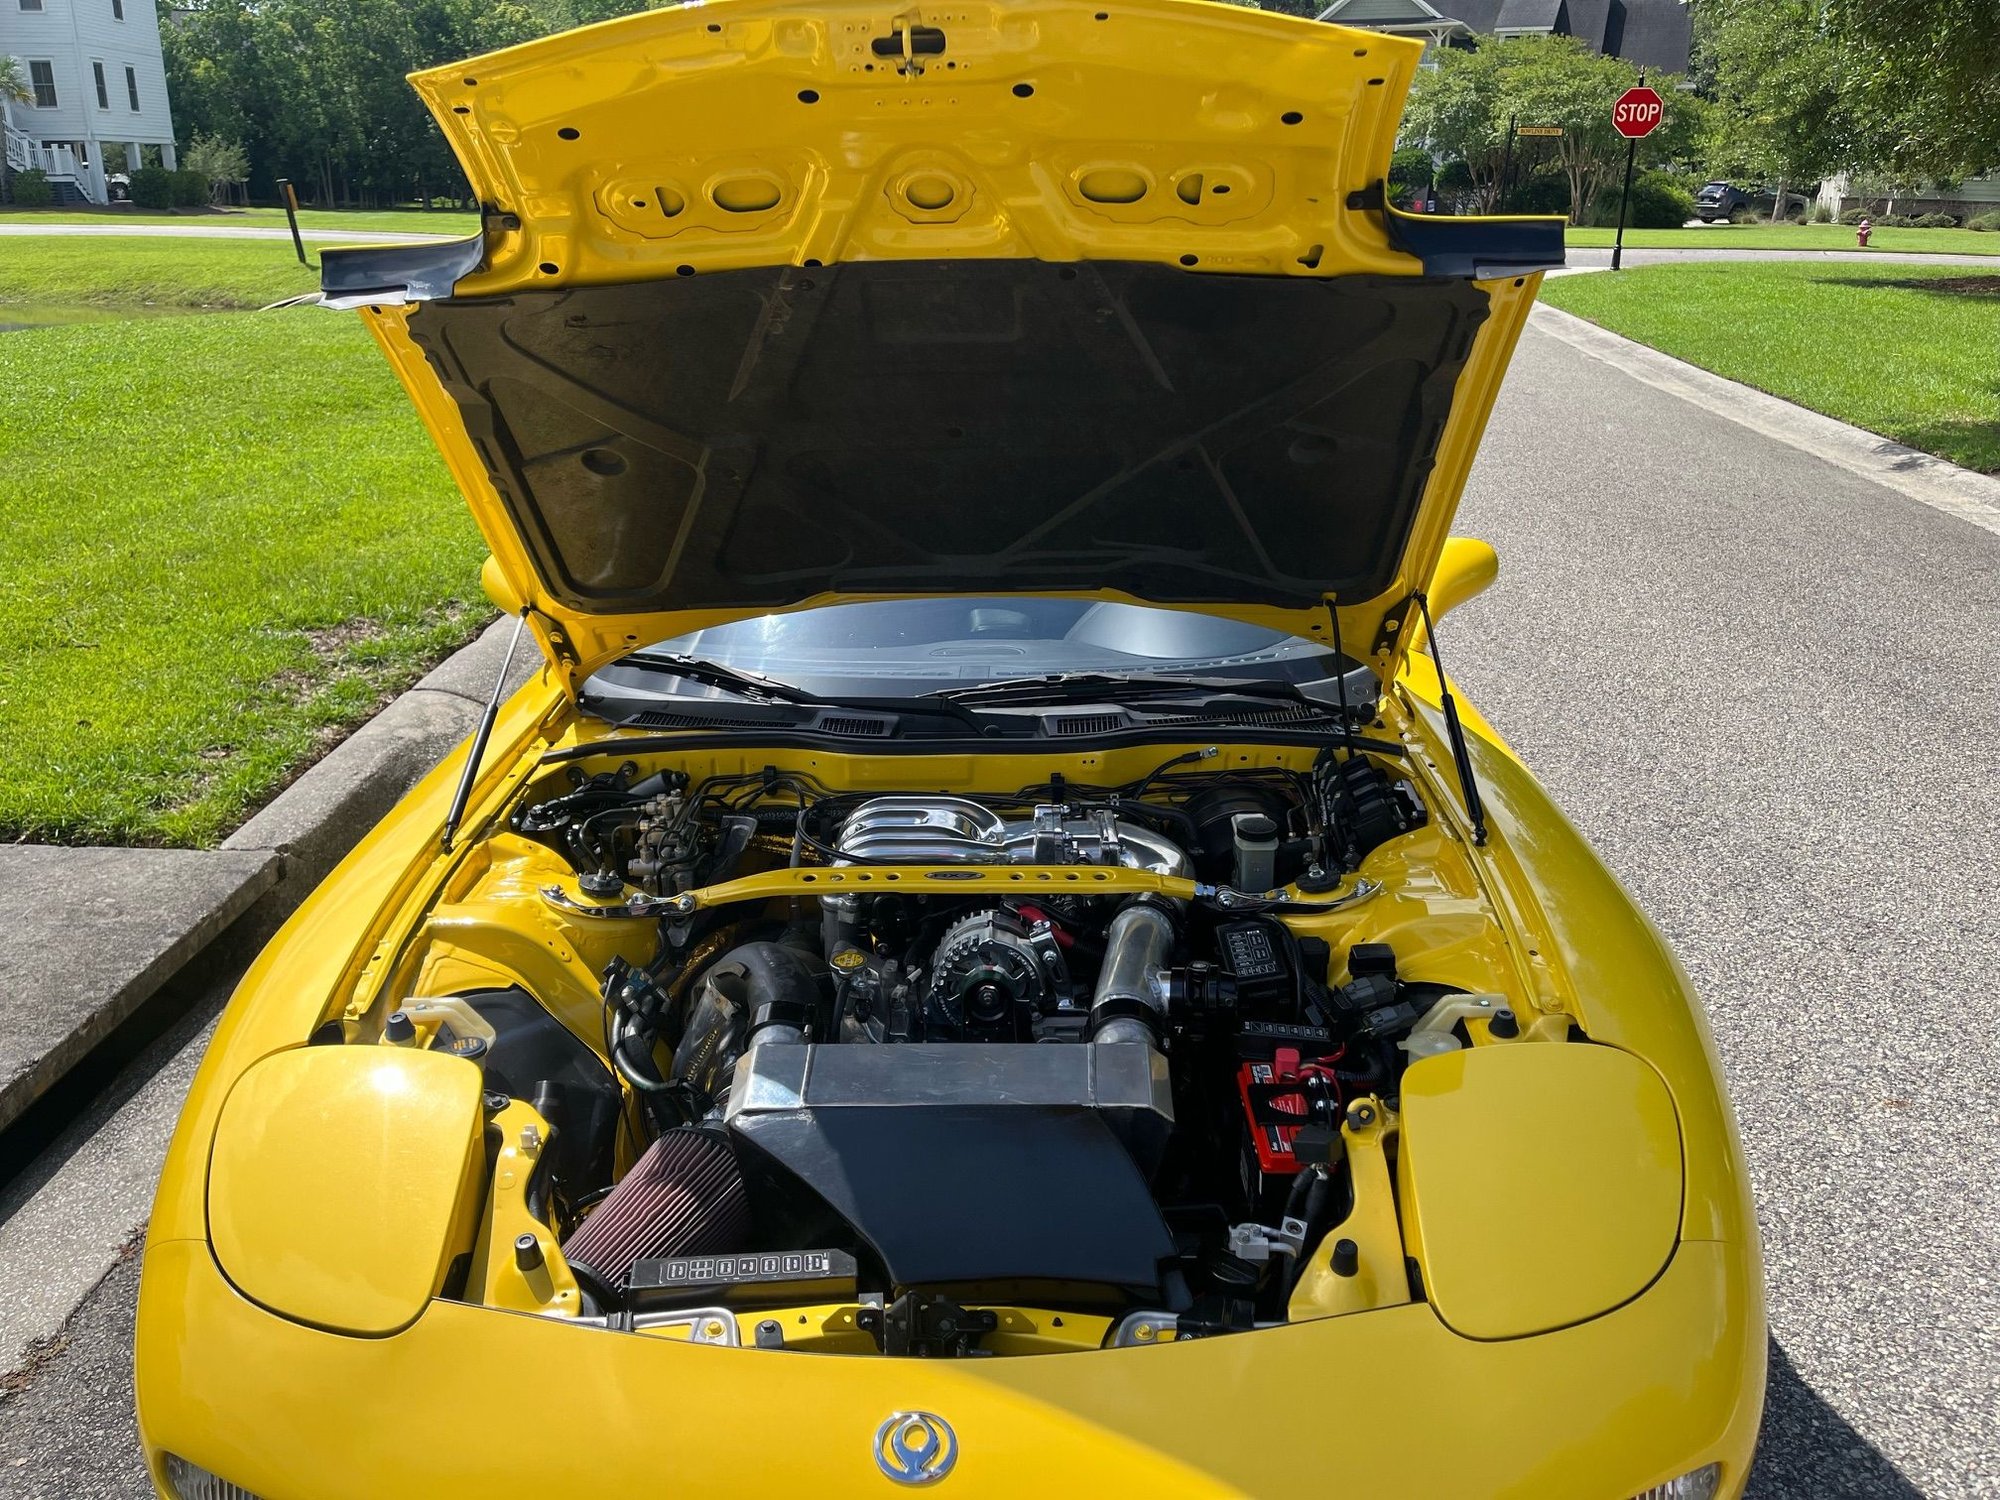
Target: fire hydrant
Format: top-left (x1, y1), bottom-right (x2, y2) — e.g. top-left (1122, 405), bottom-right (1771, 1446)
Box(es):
top-left (1856, 217), bottom-right (1873, 247)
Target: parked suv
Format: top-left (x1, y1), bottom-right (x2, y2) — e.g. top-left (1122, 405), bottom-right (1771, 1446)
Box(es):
top-left (1695, 181), bottom-right (1809, 222)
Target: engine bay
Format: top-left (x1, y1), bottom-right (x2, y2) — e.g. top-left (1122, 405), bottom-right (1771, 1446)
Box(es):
top-left (339, 735), bottom-right (1545, 1355)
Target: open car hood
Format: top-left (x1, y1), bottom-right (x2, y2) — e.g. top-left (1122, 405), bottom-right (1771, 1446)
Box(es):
top-left (323, 0), bottom-right (1561, 690)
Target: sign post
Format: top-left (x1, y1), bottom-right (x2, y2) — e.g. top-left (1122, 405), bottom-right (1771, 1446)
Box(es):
top-left (276, 177), bottom-right (308, 267)
top-left (1610, 79), bottom-right (1664, 272)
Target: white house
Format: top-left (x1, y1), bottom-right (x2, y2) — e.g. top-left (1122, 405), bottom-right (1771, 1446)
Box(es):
top-left (2, 0), bottom-right (176, 204)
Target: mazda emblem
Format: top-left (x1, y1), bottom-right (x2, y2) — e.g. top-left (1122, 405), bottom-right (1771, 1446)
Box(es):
top-left (874, 1411), bottom-right (957, 1486)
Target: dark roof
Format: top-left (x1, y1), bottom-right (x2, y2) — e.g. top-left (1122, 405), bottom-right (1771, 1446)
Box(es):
top-left (1604, 0), bottom-right (1692, 73)
top-left (1444, 0), bottom-right (1505, 28)
top-left (1330, 0), bottom-right (1450, 22)
top-left (1409, 0), bottom-right (1690, 69)
top-left (1494, 0), bottom-right (1564, 29)
top-left (1564, 0), bottom-right (1611, 50)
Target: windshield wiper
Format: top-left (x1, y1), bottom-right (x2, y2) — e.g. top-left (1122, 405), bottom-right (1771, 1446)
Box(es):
top-left (616, 653), bottom-right (999, 736)
top-left (622, 653), bottom-right (824, 704)
top-left (926, 672), bottom-right (1342, 712)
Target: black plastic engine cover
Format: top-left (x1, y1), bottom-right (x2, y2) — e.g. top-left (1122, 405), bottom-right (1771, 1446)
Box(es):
top-left (728, 1104), bottom-right (1176, 1296)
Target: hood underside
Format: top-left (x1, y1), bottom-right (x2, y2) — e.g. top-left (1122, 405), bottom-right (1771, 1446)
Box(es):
top-left (405, 262), bottom-right (1489, 615)
top-left (324, 0), bottom-right (1563, 686)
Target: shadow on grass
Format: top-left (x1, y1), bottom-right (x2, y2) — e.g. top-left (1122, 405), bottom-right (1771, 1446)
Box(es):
top-left (1807, 273), bottom-right (2000, 298)
top-left (1748, 1337), bottom-right (1922, 1497)
top-left (1887, 419), bottom-right (2000, 476)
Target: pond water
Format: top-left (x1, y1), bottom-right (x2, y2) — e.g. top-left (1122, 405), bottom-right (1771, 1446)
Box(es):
top-left (0, 302), bottom-right (192, 333)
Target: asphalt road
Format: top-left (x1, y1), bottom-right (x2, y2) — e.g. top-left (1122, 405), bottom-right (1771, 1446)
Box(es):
top-left (2, 319), bottom-right (1996, 1496)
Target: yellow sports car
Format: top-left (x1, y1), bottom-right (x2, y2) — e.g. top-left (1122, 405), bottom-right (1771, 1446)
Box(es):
top-left (135, 2), bottom-right (1764, 1495)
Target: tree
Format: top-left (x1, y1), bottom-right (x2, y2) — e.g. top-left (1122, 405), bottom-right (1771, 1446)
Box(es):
top-left (1499, 36), bottom-right (1637, 225)
top-left (1404, 36), bottom-right (1695, 224)
top-left (160, 0), bottom-right (655, 208)
top-left (1402, 46), bottom-right (1513, 213)
top-left (183, 133), bottom-right (249, 203)
top-left (1830, 0), bottom-right (2000, 177)
top-left (0, 54), bottom-right (35, 111)
top-left (1697, 0), bottom-right (1855, 218)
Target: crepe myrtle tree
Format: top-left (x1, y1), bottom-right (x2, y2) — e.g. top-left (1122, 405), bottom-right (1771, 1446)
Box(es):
top-left (1401, 44), bottom-right (1512, 213)
top-left (1404, 35), bottom-right (1699, 224)
top-left (183, 133), bottom-right (250, 205)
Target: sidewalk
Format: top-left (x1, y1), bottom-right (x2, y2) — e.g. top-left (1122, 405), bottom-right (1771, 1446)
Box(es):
top-left (0, 618), bottom-right (534, 1137)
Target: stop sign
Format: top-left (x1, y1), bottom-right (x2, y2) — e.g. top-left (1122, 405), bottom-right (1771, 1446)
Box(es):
top-left (1613, 85), bottom-right (1665, 139)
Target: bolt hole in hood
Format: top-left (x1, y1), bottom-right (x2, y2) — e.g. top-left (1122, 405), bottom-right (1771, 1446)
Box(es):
top-left (322, 0), bottom-right (1564, 689)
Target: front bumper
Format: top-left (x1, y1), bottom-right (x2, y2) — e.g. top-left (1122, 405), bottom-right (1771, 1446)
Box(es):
top-left (138, 1235), bottom-right (1763, 1499)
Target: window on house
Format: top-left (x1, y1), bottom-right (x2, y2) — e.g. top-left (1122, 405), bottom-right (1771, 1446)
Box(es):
top-left (125, 65), bottom-right (139, 110)
top-left (112, 0), bottom-right (124, 16)
top-left (94, 61), bottom-right (109, 110)
top-left (29, 60), bottom-right (57, 108)
top-left (18, 0), bottom-right (45, 12)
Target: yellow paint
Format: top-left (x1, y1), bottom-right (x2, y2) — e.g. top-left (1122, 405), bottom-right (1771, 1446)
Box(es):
top-left (137, 3), bottom-right (1766, 1492)
top-left (205, 1045), bottom-right (485, 1336)
top-left (1398, 1043), bottom-right (1683, 1340)
top-left (138, 1232), bottom-right (1763, 1497)
top-left (466, 1098), bottom-right (583, 1318)
top-left (1409, 535), bottom-right (1500, 653)
top-left (343, 0), bottom-right (1550, 693)
top-left (1289, 1096), bottom-right (1409, 1321)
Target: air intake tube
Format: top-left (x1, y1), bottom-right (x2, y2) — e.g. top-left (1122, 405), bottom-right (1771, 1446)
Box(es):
top-left (1089, 897), bottom-right (1178, 1046)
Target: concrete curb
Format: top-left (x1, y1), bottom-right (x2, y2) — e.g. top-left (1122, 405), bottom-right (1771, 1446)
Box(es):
top-left (0, 849), bottom-right (277, 1136)
top-left (1529, 303), bottom-right (2000, 540)
top-left (0, 617), bottom-right (530, 1373)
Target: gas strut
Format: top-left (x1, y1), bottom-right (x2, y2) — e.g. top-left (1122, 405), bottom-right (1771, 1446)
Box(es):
top-left (441, 610), bottom-right (529, 852)
top-left (1412, 593), bottom-right (1488, 847)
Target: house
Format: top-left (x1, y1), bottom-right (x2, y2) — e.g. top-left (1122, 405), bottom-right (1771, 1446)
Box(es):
top-left (1, 0), bottom-right (176, 205)
top-left (1318, 0), bottom-right (1694, 74)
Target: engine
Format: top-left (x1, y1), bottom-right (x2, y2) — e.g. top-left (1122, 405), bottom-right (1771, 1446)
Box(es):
top-left (439, 751), bottom-right (1452, 1350)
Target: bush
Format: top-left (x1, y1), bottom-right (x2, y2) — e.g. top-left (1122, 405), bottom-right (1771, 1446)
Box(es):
top-left (1912, 211), bottom-right (1959, 228)
top-left (1969, 210), bottom-right (2000, 232)
top-left (9, 166), bottom-right (53, 208)
top-left (129, 165), bottom-right (175, 209)
top-left (1508, 171), bottom-right (1571, 217)
top-left (1388, 145), bottom-right (1434, 195)
top-left (1592, 170), bottom-right (1697, 230)
top-left (1876, 213), bottom-right (1917, 227)
top-left (1838, 207), bottom-right (1867, 224)
top-left (170, 168), bottom-right (209, 207)
top-left (1808, 203), bottom-right (1833, 223)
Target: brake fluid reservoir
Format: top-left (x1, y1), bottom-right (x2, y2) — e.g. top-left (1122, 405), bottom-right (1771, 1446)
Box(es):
top-left (1231, 813), bottom-right (1279, 893)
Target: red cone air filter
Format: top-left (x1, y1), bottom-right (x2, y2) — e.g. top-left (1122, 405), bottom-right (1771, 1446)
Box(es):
top-left (561, 1129), bottom-right (750, 1288)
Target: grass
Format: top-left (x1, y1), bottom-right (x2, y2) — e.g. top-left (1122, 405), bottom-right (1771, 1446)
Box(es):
top-left (1562, 223), bottom-right (2000, 255)
top-left (0, 205), bottom-right (477, 236)
top-left (1541, 261), bottom-right (2000, 475)
top-left (0, 235), bottom-right (329, 310)
top-left (0, 308), bottom-right (489, 844)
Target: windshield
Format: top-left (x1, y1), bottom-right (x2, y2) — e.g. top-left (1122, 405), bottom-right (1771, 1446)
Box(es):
top-left (598, 598), bottom-right (1337, 701)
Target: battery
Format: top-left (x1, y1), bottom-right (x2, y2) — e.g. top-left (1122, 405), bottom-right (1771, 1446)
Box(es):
top-left (1236, 1047), bottom-right (1307, 1177)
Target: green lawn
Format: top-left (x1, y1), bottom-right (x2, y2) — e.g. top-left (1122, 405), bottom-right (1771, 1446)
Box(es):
top-left (1541, 261), bottom-right (2000, 474)
top-left (1562, 223), bottom-right (2000, 255)
top-left (0, 309), bottom-right (488, 845)
top-left (0, 235), bottom-right (328, 310)
top-left (0, 205), bottom-right (477, 236)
